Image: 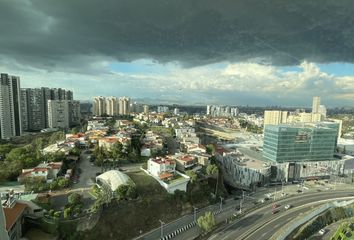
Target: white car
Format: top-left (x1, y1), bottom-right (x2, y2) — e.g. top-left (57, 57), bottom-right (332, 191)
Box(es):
top-left (318, 229), bottom-right (325, 235)
top-left (284, 204), bottom-right (291, 210)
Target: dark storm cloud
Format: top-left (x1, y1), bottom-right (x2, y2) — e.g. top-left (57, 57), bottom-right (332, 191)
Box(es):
top-left (1, 0), bottom-right (354, 69)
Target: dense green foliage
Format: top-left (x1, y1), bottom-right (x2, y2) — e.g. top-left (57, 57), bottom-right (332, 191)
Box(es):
top-left (197, 212), bottom-right (216, 232)
top-left (23, 177), bottom-right (69, 192)
top-left (0, 131), bottom-right (65, 182)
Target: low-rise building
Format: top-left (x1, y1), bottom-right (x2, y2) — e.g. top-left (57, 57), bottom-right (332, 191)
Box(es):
top-left (18, 162), bottom-right (63, 183)
top-left (217, 148), bottom-right (271, 190)
top-left (146, 157), bottom-right (190, 193)
top-left (174, 154), bottom-right (197, 172)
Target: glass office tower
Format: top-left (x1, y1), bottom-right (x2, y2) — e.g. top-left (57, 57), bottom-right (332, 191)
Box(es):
top-left (263, 122), bottom-right (339, 163)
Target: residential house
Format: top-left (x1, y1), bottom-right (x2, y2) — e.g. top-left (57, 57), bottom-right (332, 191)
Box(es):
top-left (18, 162), bottom-right (63, 183)
top-left (174, 154), bottom-right (197, 172)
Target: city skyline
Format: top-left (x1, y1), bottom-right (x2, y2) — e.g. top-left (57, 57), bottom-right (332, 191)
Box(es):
top-left (1, 1), bottom-right (354, 106)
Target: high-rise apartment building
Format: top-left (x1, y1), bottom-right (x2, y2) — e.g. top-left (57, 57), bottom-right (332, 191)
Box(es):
top-left (157, 106), bottom-right (169, 113)
top-left (65, 90), bottom-right (73, 100)
top-left (106, 96), bottom-right (118, 116)
top-left (263, 122), bottom-right (339, 163)
top-left (263, 110), bottom-right (288, 127)
top-left (318, 105), bottom-right (327, 118)
top-left (20, 90), bottom-right (29, 131)
top-left (143, 105), bottom-right (149, 114)
top-left (68, 101), bottom-right (81, 126)
top-left (207, 105), bottom-right (238, 117)
top-left (24, 88), bottom-right (46, 130)
top-left (47, 100), bottom-right (69, 128)
top-left (312, 96), bottom-right (320, 114)
top-left (42, 87), bottom-right (52, 128)
top-left (93, 96), bottom-right (106, 116)
top-left (0, 73), bottom-right (22, 139)
top-left (119, 97), bottom-right (130, 115)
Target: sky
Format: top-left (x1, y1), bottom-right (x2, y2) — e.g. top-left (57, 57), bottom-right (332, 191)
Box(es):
top-left (0, 0), bottom-right (354, 107)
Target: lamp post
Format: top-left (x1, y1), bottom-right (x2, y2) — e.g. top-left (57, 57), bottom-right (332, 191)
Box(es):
top-left (219, 196), bottom-right (224, 211)
top-left (159, 220), bottom-right (165, 238)
top-left (193, 207), bottom-right (198, 222)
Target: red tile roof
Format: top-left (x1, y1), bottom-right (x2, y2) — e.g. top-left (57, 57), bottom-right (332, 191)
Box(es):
top-left (3, 202), bottom-right (28, 230)
top-left (159, 172), bottom-right (173, 180)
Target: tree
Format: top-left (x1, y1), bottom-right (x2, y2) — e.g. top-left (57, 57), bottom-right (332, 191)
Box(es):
top-left (64, 207), bottom-right (72, 219)
top-left (57, 178), bottom-right (69, 188)
top-left (205, 144), bottom-right (216, 155)
top-left (111, 142), bottom-right (123, 167)
top-left (68, 193), bottom-right (82, 206)
top-left (186, 170), bottom-right (197, 184)
top-left (197, 212), bottom-right (215, 232)
top-left (54, 211), bottom-right (61, 219)
top-left (206, 164), bottom-right (218, 176)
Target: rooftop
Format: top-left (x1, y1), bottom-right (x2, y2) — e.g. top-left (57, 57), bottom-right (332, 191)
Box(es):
top-left (224, 147), bottom-right (271, 170)
top-left (3, 202), bottom-right (28, 230)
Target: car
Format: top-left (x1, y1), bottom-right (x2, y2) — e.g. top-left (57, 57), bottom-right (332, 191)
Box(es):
top-left (284, 204), bottom-right (291, 210)
top-left (260, 199), bottom-right (265, 203)
top-left (297, 189), bottom-right (303, 193)
top-left (272, 210), bottom-right (279, 214)
top-left (318, 229), bottom-right (326, 235)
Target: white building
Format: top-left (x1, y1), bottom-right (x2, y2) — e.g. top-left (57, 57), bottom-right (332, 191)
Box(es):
top-left (47, 100), bottom-right (69, 128)
top-left (146, 157), bottom-right (190, 193)
top-left (119, 97), bottom-right (130, 115)
top-left (18, 162), bottom-right (63, 182)
top-left (0, 73), bottom-right (22, 139)
top-left (96, 170), bottom-right (133, 192)
top-left (318, 105), bottom-right (327, 118)
top-left (217, 148), bottom-right (271, 190)
top-left (312, 96), bottom-right (321, 114)
top-left (106, 96), bottom-right (119, 116)
top-left (263, 110), bottom-right (288, 127)
top-left (93, 96), bottom-right (106, 116)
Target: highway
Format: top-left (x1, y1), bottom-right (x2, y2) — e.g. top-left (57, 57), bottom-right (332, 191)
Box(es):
top-left (208, 190), bottom-right (354, 240)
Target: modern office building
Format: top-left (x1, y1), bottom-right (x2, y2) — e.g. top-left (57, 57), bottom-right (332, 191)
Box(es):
top-left (47, 100), bottom-right (69, 128)
top-left (0, 73), bottom-right (22, 139)
top-left (312, 96), bottom-right (321, 114)
top-left (106, 96), bottom-right (118, 116)
top-left (93, 96), bottom-right (106, 116)
top-left (263, 110), bottom-right (288, 126)
top-left (263, 122), bottom-right (339, 163)
top-left (119, 97), bottom-right (130, 115)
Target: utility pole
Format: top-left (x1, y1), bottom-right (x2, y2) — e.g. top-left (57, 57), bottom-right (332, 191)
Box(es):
top-left (159, 220), bottom-right (165, 238)
top-left (193, 207), bottom-right (198, 222)
top-left (219, 196), bottom-right (224, 211)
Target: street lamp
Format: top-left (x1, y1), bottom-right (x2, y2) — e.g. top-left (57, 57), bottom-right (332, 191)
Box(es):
top-left (159, 220), bottom-right (165, 238)
top-left (219, 196), bottom-right (224, 211)
top-left (193, 207), bottom-right (198, 222)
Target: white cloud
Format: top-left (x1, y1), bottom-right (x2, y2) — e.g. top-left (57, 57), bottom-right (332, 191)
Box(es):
top-left (1, 59), bottom-right (354, 106)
